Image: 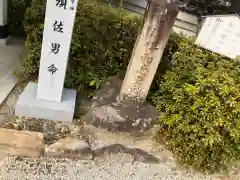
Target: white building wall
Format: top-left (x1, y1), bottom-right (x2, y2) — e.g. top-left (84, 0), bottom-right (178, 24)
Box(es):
top-left (0, 0), bottom-right (7, 26)
top-left (106, 0), bottom-right (199, 37)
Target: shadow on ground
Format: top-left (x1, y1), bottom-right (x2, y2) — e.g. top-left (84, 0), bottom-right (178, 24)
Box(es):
top-left (93, 143), bottom-right (161, 163)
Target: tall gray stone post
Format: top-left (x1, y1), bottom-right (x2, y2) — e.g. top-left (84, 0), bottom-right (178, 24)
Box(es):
top-left (119, 0), bottom-right (179, 104)
top-left (83, 0), bottom-right (179, 133)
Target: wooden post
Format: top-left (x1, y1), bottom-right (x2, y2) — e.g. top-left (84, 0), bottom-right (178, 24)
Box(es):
top-left (119, 0), bottom-right (178, 104)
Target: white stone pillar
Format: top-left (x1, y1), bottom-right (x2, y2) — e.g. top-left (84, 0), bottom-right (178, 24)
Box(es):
top-left (37, 0), bottom-right (79, 102)
top-left (15, 0), bottom-right (79, 122)
top-left (119, 0), bottom-right (178, 104)
top-left (0, 0), bottom-right (8, 39)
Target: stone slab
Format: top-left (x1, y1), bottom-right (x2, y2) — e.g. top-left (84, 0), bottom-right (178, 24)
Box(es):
top-left (45, 137), bottom-right (93, 159)
top-left (0, 72), bottom-right (18, 105)
top-left (15, 82), bottom-right (77, 122)
top-left (0, 37), bottom-right (25, 106)
top-left (0, 128), bottom-right (45, 157)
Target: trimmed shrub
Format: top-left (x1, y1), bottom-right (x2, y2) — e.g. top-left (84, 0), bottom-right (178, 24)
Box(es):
top-left (20, 0), bottom-right (140, 96)
top-left (153, 37), bottom-right (240, 172)
top-left (8, 0), bottom-right (33, 36)
top-left (20, 0), bottom-right (179, 96)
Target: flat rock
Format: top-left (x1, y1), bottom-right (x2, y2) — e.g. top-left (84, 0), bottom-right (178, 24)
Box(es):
top-left (45, 137), bottom-right (93, 159)
top-left (82, 77), bottom-right (159, 133)
top-left (90, 77), bottom-right (122, 109)
top-left (92, 144), bottom-right (161, 163)
top-left (0, 128), bottom-right (45, 157)
top-left (93, 144), bottom-right (134, 163)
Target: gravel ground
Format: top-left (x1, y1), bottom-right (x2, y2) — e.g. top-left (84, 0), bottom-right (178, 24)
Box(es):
top-left (0, 156), bottom-right (221, 180)
top-left (0, 84), bottom-right (236, 180)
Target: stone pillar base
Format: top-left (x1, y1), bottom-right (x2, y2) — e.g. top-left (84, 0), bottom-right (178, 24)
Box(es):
top-left (0, 35), bottom-right (10, 46)
top-left (15, 82), bottom-right (77, 122)
top-left (82, 77), bottom-right (159, 133)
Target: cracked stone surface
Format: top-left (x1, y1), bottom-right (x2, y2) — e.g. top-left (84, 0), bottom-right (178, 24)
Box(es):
top-left (83, 77), bottom-right (159, 133)
top-left (0, 83), bottom-right (164, 164)
top-left (45, 137), bottom-right (93, 159)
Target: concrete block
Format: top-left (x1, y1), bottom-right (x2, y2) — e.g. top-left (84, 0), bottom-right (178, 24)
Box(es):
top-left (15, 82), bottom-right (76, 122)
top-left (0, 36), bottom-right (11, 46)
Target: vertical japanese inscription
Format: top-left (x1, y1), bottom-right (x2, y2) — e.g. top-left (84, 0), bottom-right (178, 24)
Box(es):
top-left (119, 1), bottom-right (179, 103)
top-left (48, 17), bottom-right (65, 75)
top-left (131, 3), bottom-right (167, 100)
top-left (131, 13), bottom-right (160, 99)
top-left (140, 23), bottom-right (160, 67)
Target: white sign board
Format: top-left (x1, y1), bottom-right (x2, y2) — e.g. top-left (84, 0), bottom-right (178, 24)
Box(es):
top-left (37, 0), bottom-right (78, 102)
top-left (195, 15), bottom-right (240, 59)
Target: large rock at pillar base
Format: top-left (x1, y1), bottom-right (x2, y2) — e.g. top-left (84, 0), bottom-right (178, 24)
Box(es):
top-left (82, 77), bottom-right (159, 133)
top-left (84, 104), bottom-right (158, 133)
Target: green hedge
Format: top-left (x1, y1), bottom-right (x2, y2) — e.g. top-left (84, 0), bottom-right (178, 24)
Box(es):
top-left (21, 0), bottom-right (140, 96)
top-left (8, 0), bottom-right (32, 36)
top-left (153, 37), bottom-right (240, 172)
top-left (20, 0), bottom-right (179, 96)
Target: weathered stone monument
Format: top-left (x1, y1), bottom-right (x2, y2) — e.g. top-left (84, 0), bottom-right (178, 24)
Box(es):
top-left (15, 0), bottom-right (79, 121)
top-left (119, 0), bottom-right (179, 104)
top-left (83, 0), bottom-right (179, 132)
top-left (0, 0), bottom-right (8, 45)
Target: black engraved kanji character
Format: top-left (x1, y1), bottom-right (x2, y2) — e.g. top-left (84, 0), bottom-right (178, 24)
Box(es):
top-left (53, 20), bottom-right (64, 33)
top-left (147, 27), bottom-right (156, 37)
top-left (51, 43), bottom-right (61, 54)
top-left (56, 0), bottom-right (67, 9)
top-left (48, 64), bottom-right (58, 75)
top-left (145, 41), bottom-right (159, 50)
